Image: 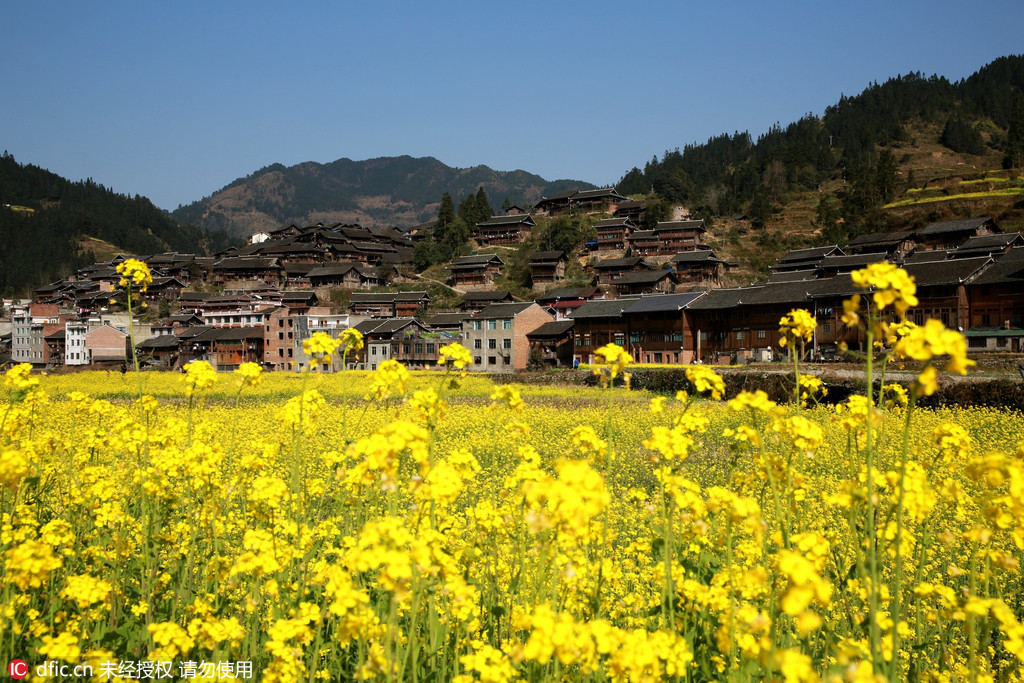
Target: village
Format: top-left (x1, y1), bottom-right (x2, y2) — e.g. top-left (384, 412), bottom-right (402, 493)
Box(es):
top-left (3, 188), bottom-right (1023, 373)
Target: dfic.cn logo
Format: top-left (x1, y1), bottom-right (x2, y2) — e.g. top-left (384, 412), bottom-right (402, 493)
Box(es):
top-left (8, 660), bottom-right (28, 679)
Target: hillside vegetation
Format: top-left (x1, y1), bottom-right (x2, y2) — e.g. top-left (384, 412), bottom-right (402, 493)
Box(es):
top-left (618, 55), bottom-right (1024, 279)
top-left (0, 154), bottom-right (234, 296)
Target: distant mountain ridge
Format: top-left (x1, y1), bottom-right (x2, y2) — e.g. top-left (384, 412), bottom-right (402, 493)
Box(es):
top-left (173, 155), bottom-right (597, 238)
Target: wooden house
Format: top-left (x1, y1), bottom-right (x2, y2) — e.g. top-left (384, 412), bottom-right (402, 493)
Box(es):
top-left (349, 291), bottom-right (430, 318)
top-left (593, 218), bottom-right (636, 251)
top-left (592, 257), bottom-right (651, 285)
top-left (613, 199), bottom-right (647, 226)
top-left (526, 320), bottom-right (575, 368)
top-left (450, 254), bottom-right (505, 289)
top-left (535, 286), bottom-right (602, 320)
top-left (567, 298), bottom-right (638, 364)
top-left (653, 220), bottom-right (706, 253)
top-left (915, 217), bottom-right (998, 251)
top-left (611, 269), bottom-right (677, 296)
top-left (529, 251), bottom-right (567, 286)
top-left (459, 290), bottom-right (515, 314)
top-left (474, 215), bottom-right (536, 246)
top-left (670, 250), bottom-right (725, 286)
top-left (621, 292), bottom-right (705, 364)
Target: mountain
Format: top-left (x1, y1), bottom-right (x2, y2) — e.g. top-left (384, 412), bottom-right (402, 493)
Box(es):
top-left (172, 155), bottom-right (596, 238)
top-left (0, 153), bottom-right (233, 296)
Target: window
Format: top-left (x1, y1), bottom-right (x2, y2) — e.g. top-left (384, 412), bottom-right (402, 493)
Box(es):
top-left (287, 348), bottom-right (293, 357)
top-left (473, 321), bottom-right (481, 330)
top-left (426, 343), bottom-right (435, 354)
top-left (488, 320), bottom-right (497, 330)
top-left (758, 330), bottom-right (766, 339)
top-left (371, 347), bottom-right (377, 356)
top-left (474, 357), bottom-right (481, 365)
top-left (737, 331), bottom-right (745, 340)
top-left (403, 344), bottom-right (411, 354)
top-left (278, 332), bottom-right (284, 340)
top-left (503, 320), bottom-right (512, 329)
top-left (503, 338), bottom-right (512, 349)
top-left (700, 332), bottom-right (708, 341)
top-left (488, 339), bottom-right (497, 349)
top-left (415, 343), bottom-right (423, 354)
top-left (474, 339), bottom-right (482, 349)
top-left (488, 356), bottom-right (496, 365)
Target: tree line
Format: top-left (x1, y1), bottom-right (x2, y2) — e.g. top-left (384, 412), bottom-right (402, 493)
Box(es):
top-left (617, 55), bottom-right (1024, 242)
top-left (0, 153), bottom-right (235, 296)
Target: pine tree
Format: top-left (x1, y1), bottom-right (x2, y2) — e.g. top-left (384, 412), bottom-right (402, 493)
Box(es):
top-left (1005, 91), bottom-right (1024, 169)
top-left (476, 187), bottom-right (493, 221)
top-left (501, 197), bottom-right (512, 213)
top-left (438, 193), bottom-right (455, 228)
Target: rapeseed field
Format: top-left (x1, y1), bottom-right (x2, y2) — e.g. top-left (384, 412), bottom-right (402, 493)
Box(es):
top-left (3, 260), bottom-right (1024, 682)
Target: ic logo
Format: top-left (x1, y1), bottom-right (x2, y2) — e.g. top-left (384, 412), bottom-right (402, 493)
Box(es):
top-left (8, 660), bottom-right (28, 679)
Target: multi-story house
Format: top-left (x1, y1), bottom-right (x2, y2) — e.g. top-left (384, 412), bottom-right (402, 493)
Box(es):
top-left (462, 303), bottom-right (553, 373)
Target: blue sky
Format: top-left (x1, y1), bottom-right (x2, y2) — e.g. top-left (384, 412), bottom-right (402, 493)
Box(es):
top-left (2, 1), bottom-right (1022, 211)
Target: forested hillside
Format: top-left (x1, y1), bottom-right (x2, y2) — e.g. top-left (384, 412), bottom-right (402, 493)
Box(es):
top-left (0, 153), bottom-right (233, 296)
top-left (172, 155), bottom-right (594, 238)
top-left (618, 55), bottom-right (1024, 243)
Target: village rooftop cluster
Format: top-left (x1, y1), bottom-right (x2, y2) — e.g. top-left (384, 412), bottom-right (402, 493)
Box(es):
top-left (2, 189), bottom-right (1023, 372)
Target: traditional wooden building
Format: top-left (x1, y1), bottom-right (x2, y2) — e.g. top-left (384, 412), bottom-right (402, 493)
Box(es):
top-left (613, 199), bottom-right (647, 226)
top-left (846, 230), bottom-right (917, 260)
top-left (611, 269), bottom-right (677, 296)
top-left (307, 263), bottom-right (383, 289)
top-left (567, 298), bottom-right (639, 364)
top-left (529, 251), bottom-right (567, 286)
top-left (474, 215), bottom-right (536, 245)
top-left (535, 286), bottom-right (603, 320)
top-left (915, 217), bottom-right (998, 251)
top-left (450, 254), bottom-right (505, 288)
top-left (966, 247), bottom-right (1024, 343)
top-left (670, 250), bottom-right (725, 286)
top-left (212, 257), bottom-right (285, 286)
top-left (526, 320), bottom-right (575, 368)
top-left (653, 220), bottom-right (706, 253)
top-left (771, 246), bottom-right (845, 273)
top-left (622, 292), bottom-right (705, 364)
top-left (459, 290), bottom-right (515, 314)
top-left (349, 291), bottom-right (430, 318)
top-left (593, 218), bottom-right (636, 251)
top-left (592, 257), bottom-right (652, 285)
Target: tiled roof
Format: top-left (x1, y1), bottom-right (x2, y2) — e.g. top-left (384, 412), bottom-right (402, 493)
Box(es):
top-left (461, 290), bottom-right (513, 302)
top-left (847, 230), bottom-right (916, 247)
top-left (778, 245), bottom-right (844, 263)
top-left (350, 291), bottom-right (429, 303)
top-left (685, 288), bottom-right (755, 310)
top-left (476, 215), bottom-right (535, 227)
top-left (526, 320), bottom-right (574, 338)
top-left (902, 257), bottom-right (992, 286)
top-left (624, 292), bottom-right (705, 313)
top-left (593, 257), bottom-right (644, 270)
top-left (671, 250), bottom-right (723, 264)
top-left (655, 220), bottom-right (706, 232)
top-left (536, 287), bottom-right (599, 302)
top-left (569, 298), bottom-right (640, 319)
top-left (918, 216), bottom-right (994, 236)
top-left (594, 217), bottom-right (636, 229)
top-left (529, 251), bottom-right (566, 262)
top-left (475, 302), bottom-right (537, 319)
top-left (611, 270), bottom-right (674, 285)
